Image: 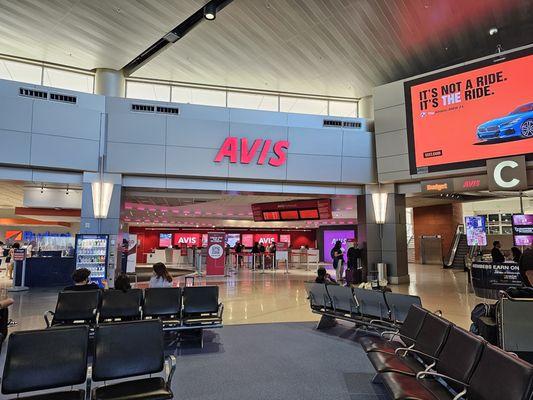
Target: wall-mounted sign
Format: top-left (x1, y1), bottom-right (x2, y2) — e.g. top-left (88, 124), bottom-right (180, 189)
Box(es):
top-left (512, 214), bottom-right (533, 246)
top-left (421, 179), bottom-right (454, 194)
top-left (405, 48), bottom-right (533, 174)
top-left (453, 175), bottom-right (488, 191)
top-left (214, 137), bottom-right (289, 167)
top-left (487, 156), bottom-right (527, 191)
top-left (173, 233), bottom-right (201, 247)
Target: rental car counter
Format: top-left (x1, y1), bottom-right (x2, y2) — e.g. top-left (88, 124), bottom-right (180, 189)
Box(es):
top-left (471, 261), bottom-right (524, 299)
top-left (14, 255), bottom-right (75, 287)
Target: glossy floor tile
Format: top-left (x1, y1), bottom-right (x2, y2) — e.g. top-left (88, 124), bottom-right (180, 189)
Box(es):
top-left (1, 263), bottom-right (480, 332)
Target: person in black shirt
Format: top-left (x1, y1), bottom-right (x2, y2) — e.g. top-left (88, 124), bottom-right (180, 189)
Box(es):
top-left (346, 242), bottom-right (363, 284)
top-left (491, 241), bottom-right (505, 263)
top-left (511, 247), bottom-right (522, 263)
top-left (315, 267), bottom-right (337, 285)
top-left (234, 242), bottom-right (243, 268)
top-left (64, 268), bottom-right (100, 291)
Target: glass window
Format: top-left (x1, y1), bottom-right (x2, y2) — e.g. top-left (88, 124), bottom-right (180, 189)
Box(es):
top-left (43, 67), bottom-right (94, 93)
top-left (0, 59), bottom-right (42, 84)
top-left (227, 92), bottom-right (278, 111)
top-left (279, 96), bottom-right (328, 115)
top-left (126, 81), bottom-right (170, 102)
top-left (329, 100), bottom-right (357, 117)
top-left (501, 213), bottom-right (512, 224)
top-left (171, 86), bottom-right (226, 107)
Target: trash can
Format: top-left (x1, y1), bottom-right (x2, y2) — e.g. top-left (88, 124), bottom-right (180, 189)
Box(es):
top-left (377, 263), bottom-right (387, 282)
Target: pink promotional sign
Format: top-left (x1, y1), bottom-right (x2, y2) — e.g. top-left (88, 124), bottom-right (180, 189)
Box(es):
top-left (206, 232), bottom-right (226, 276)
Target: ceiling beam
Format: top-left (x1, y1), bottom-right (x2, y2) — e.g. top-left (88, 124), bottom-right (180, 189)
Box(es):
top-left (122, 0), bottom-right (233, 77)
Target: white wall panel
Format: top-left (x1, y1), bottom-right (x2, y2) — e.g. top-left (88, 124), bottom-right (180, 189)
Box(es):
top-left (165, 146), bottom-right (229, 177)
top-left (375, 130), bottom-right (409, 158)
top-left (374, 81), bottom-right (405, 110)
top-left (0, 95), bottom-right (32, 132)
top-left (230, 122), bottom-right (288, 142)
top-left (108, 112), bottom-right (166, 145)
top-left (286, 154), bottom-right (341, 182)
top-left (228, 152), bottom-right (287, 180)
top-left (178, 103), bottom-right (230, 122)
top-left (288, 127), bottom-right (341, 156)
top-left (32, 101), bottom-right (101, 140)
top-left (0, 129), bottom-right (30, 165)
top-left (106, 142), bottom-right (165, 174)
top-left (374, 104), bottom-right (406, 134)
top-left (342, 131), bottom-right (374, 158)
top-left (166, 117), bottom-right (229, 148)
top-left (341, 157), bottom-right (376, 183)
top-left (377, 154), bottom-right (410, 174)
top-left (229, 107), bottom-right (287, 126)
top-left (30, 134), bottom-right (99, 170)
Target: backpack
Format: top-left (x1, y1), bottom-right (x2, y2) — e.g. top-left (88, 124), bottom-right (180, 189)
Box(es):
top-left (330, 248), bottom-right (336, 260)
top-left (470, 303), bottom-right (496, 323)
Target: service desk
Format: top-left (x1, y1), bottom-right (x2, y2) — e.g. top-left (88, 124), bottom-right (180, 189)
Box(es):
top-left (471, 261), bottom-right (523, 299)
top-left (15, 257), bottom-right (76, 287)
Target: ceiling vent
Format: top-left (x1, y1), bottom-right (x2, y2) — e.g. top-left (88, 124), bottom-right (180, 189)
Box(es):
top-left (156, 106), bottom-right (179, 115)
top-left (50, 93), bottom-right (77, 104)
top-left (323, 119), bottom-right (362, 129)
top-left (19, 88), bottom-right (48, 99)
top-left (131, 104), bottom-right (155, 113)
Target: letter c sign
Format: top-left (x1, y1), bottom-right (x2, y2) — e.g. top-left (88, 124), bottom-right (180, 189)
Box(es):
top-left (487, 156), bottom-right (527, 191)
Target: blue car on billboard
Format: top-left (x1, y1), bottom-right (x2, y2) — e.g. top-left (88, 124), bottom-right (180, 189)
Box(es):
top-left (477, 103), bottom-right (533, 142)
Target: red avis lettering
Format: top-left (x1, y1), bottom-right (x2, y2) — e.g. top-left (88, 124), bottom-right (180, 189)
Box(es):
top-left (214, 138), bottom-right (289, 167)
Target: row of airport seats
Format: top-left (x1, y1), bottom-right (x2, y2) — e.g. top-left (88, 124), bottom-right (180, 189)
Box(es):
top-left (45, 286), bottom-right (223, 345)
top-left (2, 320), bottom-right (174, 399)
top-left (361, 305), bottom-right (533, 400)
top-left (304, 282), bottom-right (423, 329)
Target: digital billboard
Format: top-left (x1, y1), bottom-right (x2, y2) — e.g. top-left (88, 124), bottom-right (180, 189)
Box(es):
top-left (226, 233), bottom-right (241, 247)
top-left (323, 230), bottom-right (355, 263)
top-left (405, 48), bottom-right (533, 174)
top-left (512, 214), bottom-right (533, 246)
top-left (159, 233), bottom-right (172, 248)
top-left (465, 216), bottom-right (487, 246)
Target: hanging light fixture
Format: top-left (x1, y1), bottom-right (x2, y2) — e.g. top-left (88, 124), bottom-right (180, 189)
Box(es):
top-left (91, 181), bottom-right (114, 219)
top-left (204, 2), bottom-right (216, 20)
top-left (371, 192), bottom-right (388, 224)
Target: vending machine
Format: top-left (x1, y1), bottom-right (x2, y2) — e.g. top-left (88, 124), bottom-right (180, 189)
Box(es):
top-left (75, 234), bottom-right (109, 287)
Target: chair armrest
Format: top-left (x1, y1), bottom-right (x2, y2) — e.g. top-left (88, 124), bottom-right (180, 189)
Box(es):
top-left (218, 303), bottom-right (224, 319)
top-left (165, 355), bottom-right (177, 387)
top-left (395, 347), bottom-right (437, 360)
top-left (369, 319), bottom-right (396, 329)
top-left (85, 364), bottom-right (92, 400)
top-left (44, 310), bottom-right (54, 328)
top-left (433, 309), bottom-right (443, 317)
top-left (416, 371), bottom-right (468, 388)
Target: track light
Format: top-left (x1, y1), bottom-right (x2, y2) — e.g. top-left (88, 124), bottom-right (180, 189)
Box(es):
top-left (204, 3), bottom-right (216, 20)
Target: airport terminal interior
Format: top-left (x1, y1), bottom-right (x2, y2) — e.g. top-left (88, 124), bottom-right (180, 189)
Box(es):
top-left (0, 1), bottom-right (532, 399)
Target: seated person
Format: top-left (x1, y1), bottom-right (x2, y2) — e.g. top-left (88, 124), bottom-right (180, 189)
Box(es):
top-left (64, 268), bottom-right (100, 291)
top-left (491, 241), bottom-right (505, 263)
top-left (114, 273), bottom-right (132, 292)
top-left (511, 246), bottom-right (522, 263)
top-left (315, 267), bottom-right (337, 285)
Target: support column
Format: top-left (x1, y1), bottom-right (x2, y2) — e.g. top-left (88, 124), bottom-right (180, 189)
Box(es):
top-left (357, 184), bottom-right (409, 284)
top-left (94, 68), bottom-right (125, 97)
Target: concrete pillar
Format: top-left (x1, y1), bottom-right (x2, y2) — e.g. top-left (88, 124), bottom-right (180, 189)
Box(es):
top-left (94, 68), bottom-right (125, 97)
top-left (357, 184), bottom-right (409, 284)
top-left (358, 95), bottom-right (374, 120)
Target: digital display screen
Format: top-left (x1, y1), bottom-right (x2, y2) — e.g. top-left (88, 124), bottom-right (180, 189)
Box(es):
top-left (159, 233), bottom-right (172, 248)
top-left (465, 216), bottom-right (487, 246)
top-left (279, 234), bottom-right (291, 245)
top-left (299, 209), bottom-right (319, 219)
top-left (263, 211), bottom-right (280, 221)
top-left (405, 49), bottom-right (533, 174)
top-left (242, 234), bottom-right (254, 248)
top-left (280, 210), bottom-right (299, 220)
top-left (323, 230), bottom-right (355, 263)
top-left (512, 214), bottom-right (533, 246)
top-left (226, 233), bottom-right (241, 247)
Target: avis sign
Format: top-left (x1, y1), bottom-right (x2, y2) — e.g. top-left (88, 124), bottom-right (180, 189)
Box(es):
top-left (487, 156), bottom-right (527, 191)
top-left (214, 137), bottom-right (289, 167)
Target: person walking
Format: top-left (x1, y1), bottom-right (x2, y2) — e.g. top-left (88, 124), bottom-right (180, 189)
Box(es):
top-left (331, 241), bottom-right (345, 282)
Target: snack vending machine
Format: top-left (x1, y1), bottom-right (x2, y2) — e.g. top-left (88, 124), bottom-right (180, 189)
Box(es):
top-left (75, 234), bottom-right (109, 287)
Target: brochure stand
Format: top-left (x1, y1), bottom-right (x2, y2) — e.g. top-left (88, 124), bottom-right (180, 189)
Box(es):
top-left (8, 249), bottom-right (29, 292)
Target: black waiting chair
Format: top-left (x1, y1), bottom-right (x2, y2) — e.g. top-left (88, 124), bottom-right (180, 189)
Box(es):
top-left (353, 288), bottom-right (391, 326)
top-left (44, 290), bottom-right (101, 328)
top-left (91, 320), bottom-right (175, 400)
top-left (182, 286), bottom-right (223, 328)
top-left (143, 287), bottom-right (182, 330)
top-left (327, 285), bottom-right (359, 317)
top-left (384, 292), bottom-right (422, 324)
top-left (1, 326), bottom-right (89, 399)
top-left (304, 282), bottom-right (332, 311)
top-left (98, 289), bottom-right (143, 322)
top-left (359, 304), bottom-right (427, 355)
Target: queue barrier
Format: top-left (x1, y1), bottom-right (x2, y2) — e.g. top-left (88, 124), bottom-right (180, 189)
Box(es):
top-left (1, 320), bottom-right (176, 400)
top-left (44, 286), bottom-right (223, 347)
top-left (360, 305), bottom-right (533, 400)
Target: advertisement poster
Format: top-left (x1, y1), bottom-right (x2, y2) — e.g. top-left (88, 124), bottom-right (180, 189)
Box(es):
top-left (465, 216), bottom-right (487, 246)
top-left (225, 233), bottom-right (241, 247)
top-left (512, 214), bottom-right (533, 246)
top-left (253, 233), bottom-right (279, 246)
top-left (206, 232), bottom-right (225, 276)
top-left (405, 50), bottom-right (532, 174)
top-left (159, 233), bottom-right (172, 248)
top-left (323, 230), bottom-right (355, 263)
top-left (279, 234), bottom-right (291, 246)
top-left (126, 234), bottom-right (137, 273)
top-left (173, 233), bottom-right (201, 247)
top-left (242, 234), bottom-right (253, 248)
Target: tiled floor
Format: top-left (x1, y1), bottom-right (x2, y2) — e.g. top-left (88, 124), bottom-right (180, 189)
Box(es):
top-left (1, 263), bottom-right (479, 332)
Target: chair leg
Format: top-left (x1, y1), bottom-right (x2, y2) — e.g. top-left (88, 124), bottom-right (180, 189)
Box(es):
top-left (316, 315), bottom-right (337, 329)
top-left (371, 373), bottom-right (382, 384)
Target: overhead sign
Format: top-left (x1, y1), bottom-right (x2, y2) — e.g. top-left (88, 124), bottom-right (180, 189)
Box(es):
top-left (405, 48), bottom-right (533, 174)
top-left (421, 179), bottom-right (454, 194)
top-left (251, 199), bottom-right (332, 222)
top-left (214, 137), bottom-right (289, 167)
top-left (253, 233), bottom-right (279, 246)
top-left (173, 233), bottom-right (201, 247)
top-left (421, 175), bottom-right (489, 193)
top-left (487, 156), bottom-right (527, 191)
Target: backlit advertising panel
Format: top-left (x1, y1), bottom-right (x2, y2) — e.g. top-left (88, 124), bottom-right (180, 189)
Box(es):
top-left (323, 230), bottom-right (355, 263)
top-left (512, 214), bottom-right (533, 246)
top-left (226, 233), bottom-right (241, 247)
top-left (253, 233), bottom-right (279, 246)
top-left (159, 233), bottom-right (172, 248)
top-left (465, 216), bottom-right (487, 246)
top-left (405, 48), bottom-right (533, 174)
